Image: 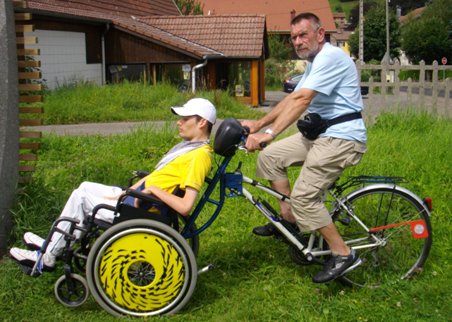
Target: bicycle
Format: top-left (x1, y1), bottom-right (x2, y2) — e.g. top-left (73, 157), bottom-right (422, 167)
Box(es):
top-left (27, 118), bottom-right (432, 316)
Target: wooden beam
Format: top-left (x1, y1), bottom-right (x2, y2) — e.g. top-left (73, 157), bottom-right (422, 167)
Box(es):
top-left (19, 106), bottom-right (44, 113)
top-left (16, 25), bottom-right (34, 33)
top-left (18, 83), bottom-right (42, 91)
top-left (19, 119), bottom-right (43, 126)
top-left (20, 142), bottom-right (41, 150)
top-left (16, 48), bottom-right (40, 56)
top-left (19, 95), bottom-right (43, 103)
top-left (16, 37), bottom-right (38, 45)
top-left (19, 154), bottom-right (38, 161)
top-left (13, 1), bottom-right (27, 9)
top-left (19, 165), bottom-right (36, 172)
top-left (18, 71), bottom-right (42, 80)
top-left (18, 60), bottom-right (41, 68)
top-left (15, 13), bottom-right (32, 21)
top-left (20, 131), bottom-right (42, 139)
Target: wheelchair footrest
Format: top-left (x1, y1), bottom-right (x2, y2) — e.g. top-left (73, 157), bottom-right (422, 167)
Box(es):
top-left (19, 264), bottom-right (42, 277)
top-left (198, 263), bottom-right (215, 275)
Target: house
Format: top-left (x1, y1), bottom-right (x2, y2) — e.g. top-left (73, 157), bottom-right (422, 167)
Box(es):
top-left (198, 0), bottom-right (336, 36)
top-left (197, 0), bottom-right (336, 67)
top-left (16, 0), bottom-right (268, 106)
top-left (330, 12), bottom-right (352, 56)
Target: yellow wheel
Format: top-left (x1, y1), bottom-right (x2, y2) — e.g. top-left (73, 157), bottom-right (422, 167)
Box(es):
top-left (86, 219), bottom-right (197, 317)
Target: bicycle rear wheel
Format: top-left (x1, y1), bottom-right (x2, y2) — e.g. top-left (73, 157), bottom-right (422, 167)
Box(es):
top-left (335, 185), bottom-right (432, 288)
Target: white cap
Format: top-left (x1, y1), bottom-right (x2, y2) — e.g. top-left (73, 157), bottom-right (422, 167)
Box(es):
top-left (171, 98), bottom-right (217, 124)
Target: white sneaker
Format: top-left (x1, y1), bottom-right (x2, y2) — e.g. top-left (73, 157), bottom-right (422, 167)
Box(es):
top-left (9, 247), bottom-right (56, 272)
top-left (23, 232), bottom-right (45, 250)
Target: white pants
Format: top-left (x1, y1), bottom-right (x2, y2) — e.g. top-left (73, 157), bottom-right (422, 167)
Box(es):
top-left (47, 181), bottom-right (123, 257)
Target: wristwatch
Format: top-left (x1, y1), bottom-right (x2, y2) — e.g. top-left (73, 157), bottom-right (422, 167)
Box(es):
top-left (264, 128), bottom-right (277, 139)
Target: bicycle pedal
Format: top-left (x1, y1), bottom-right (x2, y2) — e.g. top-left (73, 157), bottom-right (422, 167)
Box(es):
top-left (342, 258), bottom-right (363, 275)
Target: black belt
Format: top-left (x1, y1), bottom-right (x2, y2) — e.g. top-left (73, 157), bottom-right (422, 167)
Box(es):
top-left (325, 112), bottom-right (362, 127)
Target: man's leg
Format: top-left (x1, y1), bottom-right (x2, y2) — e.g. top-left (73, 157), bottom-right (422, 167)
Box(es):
top-left (271, 179), bottom-right (295, 223)
top-left (290, 137), bottom-right (366, 282)
top-left (253, 133), bottom-right (308, 236)
top-left (318, 223), bottom-right (349, 256)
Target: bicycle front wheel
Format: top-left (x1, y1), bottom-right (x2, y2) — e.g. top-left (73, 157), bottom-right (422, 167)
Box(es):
top-left (335, 184), bottom-right (432, 288)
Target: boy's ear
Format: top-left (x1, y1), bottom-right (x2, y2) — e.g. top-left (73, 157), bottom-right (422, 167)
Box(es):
top-left (198, 118), bottom-right (208, 128)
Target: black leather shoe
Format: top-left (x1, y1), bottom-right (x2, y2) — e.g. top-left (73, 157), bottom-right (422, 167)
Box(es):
top-left (252, 223), bottom-right (279, 237)
top-left (312, 249), bottom-right (362, 283)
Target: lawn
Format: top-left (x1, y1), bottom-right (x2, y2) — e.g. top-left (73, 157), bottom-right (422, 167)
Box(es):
top-left (2, 110), bottom-right (451, 321)
top-left (38, 82), bottom-right (265, 125)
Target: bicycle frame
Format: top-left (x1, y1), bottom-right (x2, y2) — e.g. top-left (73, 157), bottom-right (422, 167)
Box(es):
top-left (180, 149), bottom-right (431, 265)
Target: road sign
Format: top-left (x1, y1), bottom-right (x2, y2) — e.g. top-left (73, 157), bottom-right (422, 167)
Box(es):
top-left (442, 57), bottom-right (447, 65)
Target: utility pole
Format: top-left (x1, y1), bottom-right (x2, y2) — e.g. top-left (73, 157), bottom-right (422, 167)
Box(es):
top-left (385, 0), bottom-right (390, 63)
top-left (359, 0), bottom-right (364, 63)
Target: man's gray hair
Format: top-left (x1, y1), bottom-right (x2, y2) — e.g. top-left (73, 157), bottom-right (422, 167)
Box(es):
top-left (291, 12), bottom-right (322, 30)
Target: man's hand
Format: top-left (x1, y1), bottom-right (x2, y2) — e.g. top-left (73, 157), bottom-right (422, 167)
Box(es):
top-left (240, 120), bottom-right (261, 134)
top-left (245, 132), bottom-right (273, 152)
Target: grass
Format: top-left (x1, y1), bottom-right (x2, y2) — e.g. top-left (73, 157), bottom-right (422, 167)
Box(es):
top-left (2, 111), bottom-right (451, 321)
top-left (40, 82), bottom-right (265, 124)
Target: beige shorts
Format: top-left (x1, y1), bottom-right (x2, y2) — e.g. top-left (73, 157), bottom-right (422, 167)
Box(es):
top-left (256, 133), bottom-right (367, 231)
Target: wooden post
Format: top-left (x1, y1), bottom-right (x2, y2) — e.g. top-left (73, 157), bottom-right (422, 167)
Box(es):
top-left (15, 2), bottom-right (42, 182)
top-left (419, 60), bottom-right (425, 107)
top-left (432, 60), bottom-right (438, 108)
top-left (250, 60), bottom-right (259, 107)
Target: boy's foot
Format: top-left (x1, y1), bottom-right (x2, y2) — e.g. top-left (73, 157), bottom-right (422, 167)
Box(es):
top-left (252, 221), bottom-right (299, 237)
top-left (252, 223), bottom-right (279, 236)
top-left (9, 248), bottom-right (56, 272)
top-left (23, 232), bottom-right (45, 250)
top-left (312, 249), bottom-right (362, 283)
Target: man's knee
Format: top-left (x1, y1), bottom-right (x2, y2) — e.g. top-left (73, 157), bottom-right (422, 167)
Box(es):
top-left (290, 180), bottom-right (331, 231)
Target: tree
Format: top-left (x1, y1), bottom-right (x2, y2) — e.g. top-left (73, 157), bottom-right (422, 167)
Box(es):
top-left (401, 0), bottom-right (452, 64)
top-left (174, 0), bottom-right (203, 15)
top-left (349, 2), bottom-right (401, 62)
top-left (348, 0), bottom-right (377, 30)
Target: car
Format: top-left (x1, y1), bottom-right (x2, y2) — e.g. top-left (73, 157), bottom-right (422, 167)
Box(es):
top-left (283, 74), bottom-right (303, 93)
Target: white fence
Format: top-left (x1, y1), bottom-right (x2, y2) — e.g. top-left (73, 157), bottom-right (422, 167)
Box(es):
top-left (356, 60), bottom-right (451, 119)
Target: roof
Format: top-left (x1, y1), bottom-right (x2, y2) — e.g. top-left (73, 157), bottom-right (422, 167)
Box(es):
top-left (24, 0), bottom-right (180, 18)
top-left (20, 1), bottom-right (267, 59)
top-left (400, 7), bottom-right (426, 24)
top-left (198, 0), bottom-right (336, 33)
top-left (140, 15), bottom-right (267, 58)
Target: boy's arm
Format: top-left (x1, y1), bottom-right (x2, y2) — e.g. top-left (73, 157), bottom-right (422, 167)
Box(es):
top-left (139, 186), bottom-right (199, 216)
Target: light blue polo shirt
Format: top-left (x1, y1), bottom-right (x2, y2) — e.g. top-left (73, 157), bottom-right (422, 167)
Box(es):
top-left (294, 43), bottom-right (367, 143)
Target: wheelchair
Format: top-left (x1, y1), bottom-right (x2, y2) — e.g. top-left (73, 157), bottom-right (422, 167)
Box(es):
top-left (25, 118), bottom-right (247, 317)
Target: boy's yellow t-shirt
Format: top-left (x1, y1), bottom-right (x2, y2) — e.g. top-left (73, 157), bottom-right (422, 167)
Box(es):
top-left (144, 144), bottom-right (212, 193)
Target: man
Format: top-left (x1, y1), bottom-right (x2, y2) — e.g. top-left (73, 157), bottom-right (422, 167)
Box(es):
top-left (243, 12), bottom-right (367, 283)
top-left (10, 98), bottom-right (216, 272)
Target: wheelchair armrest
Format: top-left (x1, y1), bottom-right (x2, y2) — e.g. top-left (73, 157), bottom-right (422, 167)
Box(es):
top-left (121, 188), bottom-right (166, 207)
top-left (128, 170), bottom-right (150, 187)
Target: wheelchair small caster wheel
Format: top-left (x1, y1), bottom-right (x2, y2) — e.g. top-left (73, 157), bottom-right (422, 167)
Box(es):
top-left (54, 273), bottom-right (89, 307)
